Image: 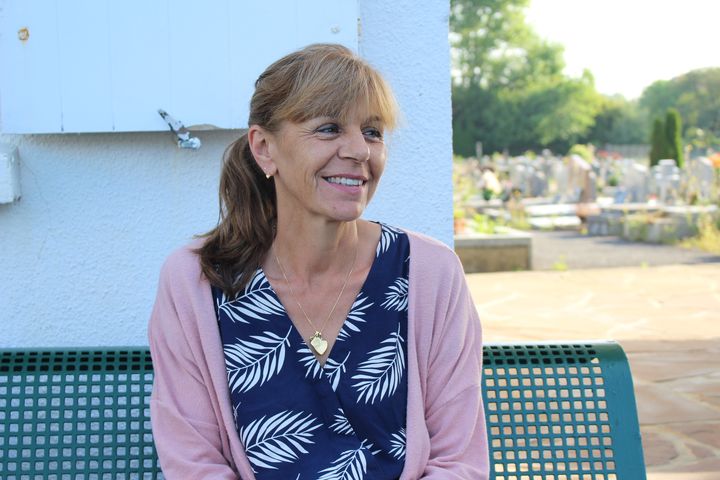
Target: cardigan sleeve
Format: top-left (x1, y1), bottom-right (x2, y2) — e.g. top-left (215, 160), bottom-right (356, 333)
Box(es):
top-left (420, 250), bottom-right (490, 479)
top-left (148, 256), bottom-right (240, 479)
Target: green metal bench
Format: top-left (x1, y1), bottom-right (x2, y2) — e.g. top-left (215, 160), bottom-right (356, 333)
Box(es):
top-left (482, 342), bottom-right (646, 480)
top-left (0, 342), bottom-right (646, 479)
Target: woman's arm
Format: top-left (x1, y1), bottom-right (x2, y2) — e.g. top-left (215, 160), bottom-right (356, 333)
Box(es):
top-left (416, 245), bottom-right (490, 479)
top-left (148, 256), bottom-right (240, 479)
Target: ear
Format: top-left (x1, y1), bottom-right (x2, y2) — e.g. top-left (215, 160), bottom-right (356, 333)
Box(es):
top-left (248, 125), bottom-right (277, 177)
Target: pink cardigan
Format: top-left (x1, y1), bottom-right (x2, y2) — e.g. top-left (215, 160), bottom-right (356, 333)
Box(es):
top-left (148, 230), bottom-right (489, 479)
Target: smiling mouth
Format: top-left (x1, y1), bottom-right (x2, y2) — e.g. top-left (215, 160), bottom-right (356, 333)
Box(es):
top-left (323, 176), bottom-right (367, 187)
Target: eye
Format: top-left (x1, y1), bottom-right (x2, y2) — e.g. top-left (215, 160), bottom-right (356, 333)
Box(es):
top-left (315, 123), bottom-right (340, 135)
top-left (363, 127), bottom-right (383, 140)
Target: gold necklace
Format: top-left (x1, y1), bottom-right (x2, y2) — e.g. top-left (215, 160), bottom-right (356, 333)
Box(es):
top-left (274, 243), bottom-right (358, 356)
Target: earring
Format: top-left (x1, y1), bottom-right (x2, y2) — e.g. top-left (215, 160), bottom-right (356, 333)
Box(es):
top-left (265, 171), bottom-right (273, 179)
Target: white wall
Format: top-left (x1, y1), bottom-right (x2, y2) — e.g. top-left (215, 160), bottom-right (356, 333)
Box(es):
top-left (0, 0), bottom-right (453, 347)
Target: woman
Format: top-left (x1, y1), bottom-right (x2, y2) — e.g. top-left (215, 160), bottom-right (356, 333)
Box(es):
top-left (149, 43), bottom-right (488, 479)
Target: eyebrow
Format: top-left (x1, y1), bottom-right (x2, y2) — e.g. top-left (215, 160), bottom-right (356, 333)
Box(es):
top-left (361, 115), bottom-right (384, 125)
top-left (314, 114), bottom-right (383, 125)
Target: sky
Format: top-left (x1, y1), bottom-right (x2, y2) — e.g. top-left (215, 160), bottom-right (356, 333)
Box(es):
top-left (525, 0), bottom-right (720, 100)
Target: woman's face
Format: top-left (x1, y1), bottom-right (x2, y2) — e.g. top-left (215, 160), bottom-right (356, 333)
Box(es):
top-left (265, 107), bottom-right (387, 224)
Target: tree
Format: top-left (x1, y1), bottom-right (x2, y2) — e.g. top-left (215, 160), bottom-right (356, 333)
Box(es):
top-left (639, 80), bottom-right (679, 128)
top-left (649, 117), bottom-right (666, 167)
top-left (450, 0), bottom-right (532, 89)
top-left (528, 70), bottom-right (602, 147)
top-left (582, 95), bottom-right (648, 146)
top-left (450, 0), bottom-right (603, 155)
top-left (664, 109), bottom-right (684, 167)
top-left (639, 68), bottom-right (720, 149)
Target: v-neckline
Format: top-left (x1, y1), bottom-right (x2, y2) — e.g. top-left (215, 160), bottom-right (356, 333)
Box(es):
top-left (260, 225), bottom-right (385, 368)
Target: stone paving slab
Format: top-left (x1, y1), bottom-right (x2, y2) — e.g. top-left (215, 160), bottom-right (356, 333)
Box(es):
top-left (467, 264), bottom-right (720, 478)
top-left (634, 383), bottom-right (720, 425)
top-left (649, 473), bottom-right (719, 480)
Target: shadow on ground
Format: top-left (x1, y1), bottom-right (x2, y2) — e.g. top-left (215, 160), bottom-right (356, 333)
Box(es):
top-left (531, 230), bottom-right (720, 270)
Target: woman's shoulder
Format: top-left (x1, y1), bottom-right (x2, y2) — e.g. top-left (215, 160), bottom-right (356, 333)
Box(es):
top-left (398, 227), bottom-right (459, 265)
top-left (158, 237), bottom-right (207, 285)
top-left (370, 223), bottom-right (464, 285)
top-left (376, 222), bottom-right (450, 249)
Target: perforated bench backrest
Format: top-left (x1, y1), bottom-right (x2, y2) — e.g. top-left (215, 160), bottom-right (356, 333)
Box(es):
top-left (1, 343), bottom-right (645, 479)
top-left (482, 342), bottom-right (646, 480)
top-left (0, 349), bottom-right (162, 479)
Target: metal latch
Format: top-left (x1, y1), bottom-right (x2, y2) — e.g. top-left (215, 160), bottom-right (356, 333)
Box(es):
top-left (157, 109), bottom-right (202, 150)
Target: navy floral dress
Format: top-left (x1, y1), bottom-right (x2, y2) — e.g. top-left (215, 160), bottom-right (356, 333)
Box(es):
top-left (212, 224), bottom-right (409, 480)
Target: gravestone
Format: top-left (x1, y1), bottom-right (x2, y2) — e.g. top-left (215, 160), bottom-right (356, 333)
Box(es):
top-left (621, 161), bottom-right (649, 203)
top-left (529, 170), bottom-right (548, 198)
top-left (553, 159), bottom-right (570, 201)
top-left (567, 155), bottom-right (596, 203)
top-left (651, 159), bottom-right (681, 204)
top-left (509, 158), bottom-right (532, 196)
top-left (685, 157), bottom-right (715, 202)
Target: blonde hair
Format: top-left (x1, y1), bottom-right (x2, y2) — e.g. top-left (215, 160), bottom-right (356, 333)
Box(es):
top-left (198, 44), bottom-right (398, 296)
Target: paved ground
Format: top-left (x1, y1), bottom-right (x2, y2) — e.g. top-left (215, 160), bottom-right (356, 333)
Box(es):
top-left (531, 230), bottom-right (720, 270)
top-left (466, 264), bottom-right (720, 480)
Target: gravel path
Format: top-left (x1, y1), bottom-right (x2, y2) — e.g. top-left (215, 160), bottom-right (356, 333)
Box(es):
top-left (531, 230), bottom-right (720, 270)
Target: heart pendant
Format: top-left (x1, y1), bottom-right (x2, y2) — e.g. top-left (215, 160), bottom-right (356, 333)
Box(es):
top-left (310, 334), bottom-right (328, 355)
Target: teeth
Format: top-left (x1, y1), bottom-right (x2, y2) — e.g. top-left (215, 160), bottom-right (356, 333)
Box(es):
top-left (326, 176), bottom-right (363, 186)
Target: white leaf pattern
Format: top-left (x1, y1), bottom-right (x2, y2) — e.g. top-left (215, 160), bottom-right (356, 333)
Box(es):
top-left (297, 344), bottom-right (323, 380)
top-left (317, 439), bottom-right (370, 480)
top-left (380, 277), bottom-right (408, 312)
top-left (233, 403), bottom-right (241, 425)
top-left (216, 223), bottom-right (410, 478)
top-left (337, 294), bottom-right (373, 341)
top-left (324, 352), bottom-right (351, 391)
top-left (225, 327), bottom-right (292, 393)
top-left (217, 270), bottom-right (285, 323)
top-left (376, 224), bottom-right (401, 258)
top-left (330, 408), bottom-right (355, 436)
top-left (389, 428), bottom-right (406, 460)
top-left (239, 410), bottom-right (322, 470)
top-left (351, 324), bottom-right (405, 404)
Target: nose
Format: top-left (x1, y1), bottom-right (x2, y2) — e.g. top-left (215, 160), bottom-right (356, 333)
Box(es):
top-left (339, 130), bottom-right (371, 162)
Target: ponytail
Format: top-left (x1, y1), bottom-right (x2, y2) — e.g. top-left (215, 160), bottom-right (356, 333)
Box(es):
top-left (197, 133), bottom-right (276, 297)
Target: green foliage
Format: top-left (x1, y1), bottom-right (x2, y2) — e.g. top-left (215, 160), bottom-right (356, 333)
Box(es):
top-left (639, 68), bottom-right (720, 149)
top-left (451, 3), bottom-right (720, 156)
top-left (687, 127), bottom-right (720, 151)
top-left (639, 80), bottom-right (678, 124)
top-left (649, 117), bottom-right (666, 167)
top-left (648, 110), bottom-right (684, 167)
top-left (581, 95), bottom-right (648, 145)
top-left (450, 0), bottom-right (602, 155)
top-left (568, 144), bottom-right (593, 162)
top-left (681, 215), bottom-right (720, 254)
top-left (664, 108), bottom-right (684, 167)
top-left (552, 255), bottom-right (568, 271)
top-left (472, 214), bottom-right (500, 234)
top-left (451, 0), bottom-right (532, 89)
top-left (467, 212), bottom-right (531, 234)
top-left (530, 70), bottom-right (602, 147)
